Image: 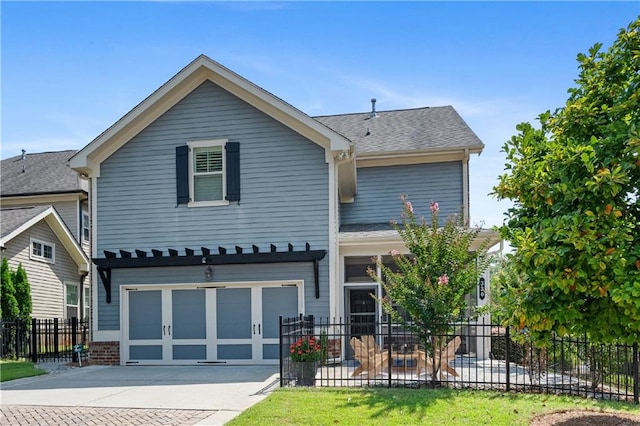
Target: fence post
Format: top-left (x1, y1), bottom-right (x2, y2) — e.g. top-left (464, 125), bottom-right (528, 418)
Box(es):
top-left (31, 318), bottom-right (37, 363)
top-left (505, 326), bottom-right (511, 392)
top-left (387, 315), bottom-right (392, 388)
top-left (633, 342), bottom-right (638, 405)
top-left (279, 315), bottom-right (284, 387)
top-left (72, 317), bottom-right (78, 363)
top-left (53, 318), bottom-right (59, 358)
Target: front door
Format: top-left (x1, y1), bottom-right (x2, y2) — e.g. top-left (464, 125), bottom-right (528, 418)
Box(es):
top-left (123, 282), bottom-right (301, 365)
top-left (345, 287), bottom-right (377, 359)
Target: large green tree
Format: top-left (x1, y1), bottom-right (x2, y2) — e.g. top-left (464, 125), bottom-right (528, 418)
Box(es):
top-left (494, 18), bottom-right (640, 344)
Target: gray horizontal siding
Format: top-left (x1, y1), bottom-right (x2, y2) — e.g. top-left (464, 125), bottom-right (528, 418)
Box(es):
top-left (341, 162), bottom-right (464, 225)
top-left (97, 81), bottom-right (328, 253)
top-left (4, 220), bottom-right (83, 318)
top-left (95, 81), bottom-right (330, 330)
top-left (100, 261), bottom-right (328, 330)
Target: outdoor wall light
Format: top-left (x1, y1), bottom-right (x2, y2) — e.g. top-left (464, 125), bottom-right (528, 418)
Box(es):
top-left (204, 265), bottom-right (213, 281)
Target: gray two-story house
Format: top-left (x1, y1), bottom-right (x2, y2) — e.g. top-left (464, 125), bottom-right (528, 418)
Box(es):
top-left (1, 150), bottom-right (91, 319)
top-left (70, 55), bottom-right (497, 365)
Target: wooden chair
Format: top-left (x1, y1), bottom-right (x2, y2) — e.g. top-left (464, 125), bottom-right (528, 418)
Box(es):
top-left (417, 336), bottom-right (461, 378)
top-left (350, 337), bottom-right (389, 377)
top-left (361, 335), bottom-right (382, 353)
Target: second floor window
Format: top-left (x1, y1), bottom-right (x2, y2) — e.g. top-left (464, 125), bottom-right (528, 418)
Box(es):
top-left (192, 144), bottom-right (224, 202)
top-left (31, 238), bottom-right (55, 263)
top-left (176, 140), bottom-right (240, 206)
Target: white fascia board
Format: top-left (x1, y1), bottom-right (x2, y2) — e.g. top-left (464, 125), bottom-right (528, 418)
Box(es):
top-left (70, 55), bottom-right (351, 177)
top-left (355, 147), bottom-right (483, 168)
top-left (0, 207), bottom-right (55, 245)
top-left (1, 207), bottom-right (90, 273)
top-left (0, 193), bottom-right (87, 205)
top-left (43, 213), bottom-right (90, 274)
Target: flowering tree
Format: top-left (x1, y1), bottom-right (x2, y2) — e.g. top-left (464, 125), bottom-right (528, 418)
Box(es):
top-left (370, 197), bottom-right (493, 380)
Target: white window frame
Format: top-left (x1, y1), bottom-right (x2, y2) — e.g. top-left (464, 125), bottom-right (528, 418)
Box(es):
top-left (65, 282), bottom-right (80, 319)
top-left (188, 139), bottom-right (228, 207)
top-left (82, 211), bottom-right (90, 242)
top-left (30, 238), bottom-right (55, 264)
top-left (83, 284), bottom-right (91, 320)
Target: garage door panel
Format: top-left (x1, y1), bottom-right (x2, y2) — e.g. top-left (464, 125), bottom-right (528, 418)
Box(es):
top-left (173, 345), bottom-right (207, 360)
top-left (216, 288), bottom-right (251, 339)
top-left (262, 286), bottom-right (298, 339)
top-left (172, 289), bottom-right (206, 339)
top-left (130, 345), bottom-right (162, 360)
top-left (218, 344), bottom-right (252, 359)
top-left (129, 290), bottom-right (162, 340)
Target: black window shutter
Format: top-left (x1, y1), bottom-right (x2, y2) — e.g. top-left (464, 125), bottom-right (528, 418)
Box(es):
top-left (176, 145), bottom-right (190, 204)
top-left (225, 142), bottom-right (240, 202)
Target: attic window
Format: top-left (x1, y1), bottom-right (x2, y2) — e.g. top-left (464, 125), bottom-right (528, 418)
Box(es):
top-left (30, 238), bottom-right (55, 264)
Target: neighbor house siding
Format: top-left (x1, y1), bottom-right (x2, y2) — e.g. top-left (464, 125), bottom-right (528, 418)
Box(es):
top-left (1, 199), bottom-right (81, 243)
top-left (95, 81), bottom-right (330, 326)
top-left (340, 162), bottom-right (464, 225)
top-left (3, 220), bottom-right (82, 318)
top-left (100, 262), bottom-right (324, 330)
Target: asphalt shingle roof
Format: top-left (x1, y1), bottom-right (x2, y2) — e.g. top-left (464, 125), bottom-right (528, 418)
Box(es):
top-left (314, 106), bottom-right (483, 155)
top-left (1, 150), bottom-right (84, 196)
top-left (0, 205), bottom-right (51, 239)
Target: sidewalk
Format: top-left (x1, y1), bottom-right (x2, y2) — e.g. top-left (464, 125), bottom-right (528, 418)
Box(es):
top-left (1, 365), bottom-right (280, 425)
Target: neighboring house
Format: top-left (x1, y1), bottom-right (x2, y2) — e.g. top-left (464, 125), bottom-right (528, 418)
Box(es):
top-left (70, 55), bottom-right (499, 365)
top-left (0, 150), bottom-right (91, 320)
top-left (0, 205), bottom-right (90, 318)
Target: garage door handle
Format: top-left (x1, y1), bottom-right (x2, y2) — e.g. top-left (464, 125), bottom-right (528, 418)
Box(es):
top-left (163, 325), bottom-right (166, 335)
top-left (258, 324), bottom-right (261, 334)
top-left (168, 325), bottom-right (171, 335)
top-left (253, 324), bottom-right (256, 335)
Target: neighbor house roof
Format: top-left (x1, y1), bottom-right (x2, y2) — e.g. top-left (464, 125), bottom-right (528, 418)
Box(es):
top-left (0, 205), bottom-right (51, 239)
top-left (315, 106), bottom-right (484, 157)
top-left (0, 205), bottom-right (90, 273)
top-left (0, 150), bottom-right (87, 197)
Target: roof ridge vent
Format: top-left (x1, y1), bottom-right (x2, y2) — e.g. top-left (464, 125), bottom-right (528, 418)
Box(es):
top-left (369, 98), bottom-right (378, 118)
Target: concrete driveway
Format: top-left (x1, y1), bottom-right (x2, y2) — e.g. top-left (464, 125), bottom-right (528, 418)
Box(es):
top-left (0, 365), bottom-right (280, 425)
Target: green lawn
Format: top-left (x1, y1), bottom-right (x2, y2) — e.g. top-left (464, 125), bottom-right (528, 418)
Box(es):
top-left (0, 360), bottom-right (46, 382)
top-left (228, 388), bottom-right (640, 426)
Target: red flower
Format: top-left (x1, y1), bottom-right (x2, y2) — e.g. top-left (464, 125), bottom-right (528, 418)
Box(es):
top-left (289, 335), bottom-right (324, 362)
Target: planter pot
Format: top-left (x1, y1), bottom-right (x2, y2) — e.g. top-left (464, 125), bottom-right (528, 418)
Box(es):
top-left (292, 361), bottom-right (319, 386)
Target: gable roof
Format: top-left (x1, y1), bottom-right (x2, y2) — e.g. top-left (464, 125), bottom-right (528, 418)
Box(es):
top-left (0, 205), bottom-right (90, 273)
top-left (1, 150), bottom-right (87, 197)
top-left (315, 106), bottom-right (484, 157)
top-left (70, 54), bottom-right (354, 178)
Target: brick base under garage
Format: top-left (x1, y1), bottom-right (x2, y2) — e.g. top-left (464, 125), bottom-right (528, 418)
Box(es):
top-left (89, 341), bottom-right (120, 365)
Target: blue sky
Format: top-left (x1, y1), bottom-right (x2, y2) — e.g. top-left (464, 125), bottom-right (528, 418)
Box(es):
top-left (2, 1), bottom-right (639, 229)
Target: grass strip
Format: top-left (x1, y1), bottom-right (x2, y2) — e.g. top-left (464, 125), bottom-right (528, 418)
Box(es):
top-left (0, 360), bottom-right (47, 382)
top-left (229, 387), bottom-right (639, 425)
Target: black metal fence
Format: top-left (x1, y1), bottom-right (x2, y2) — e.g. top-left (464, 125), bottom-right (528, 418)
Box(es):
top-left (280, 315), bottom-right (639, 404)
top-left (1, 318), bottom-right (89, 363)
